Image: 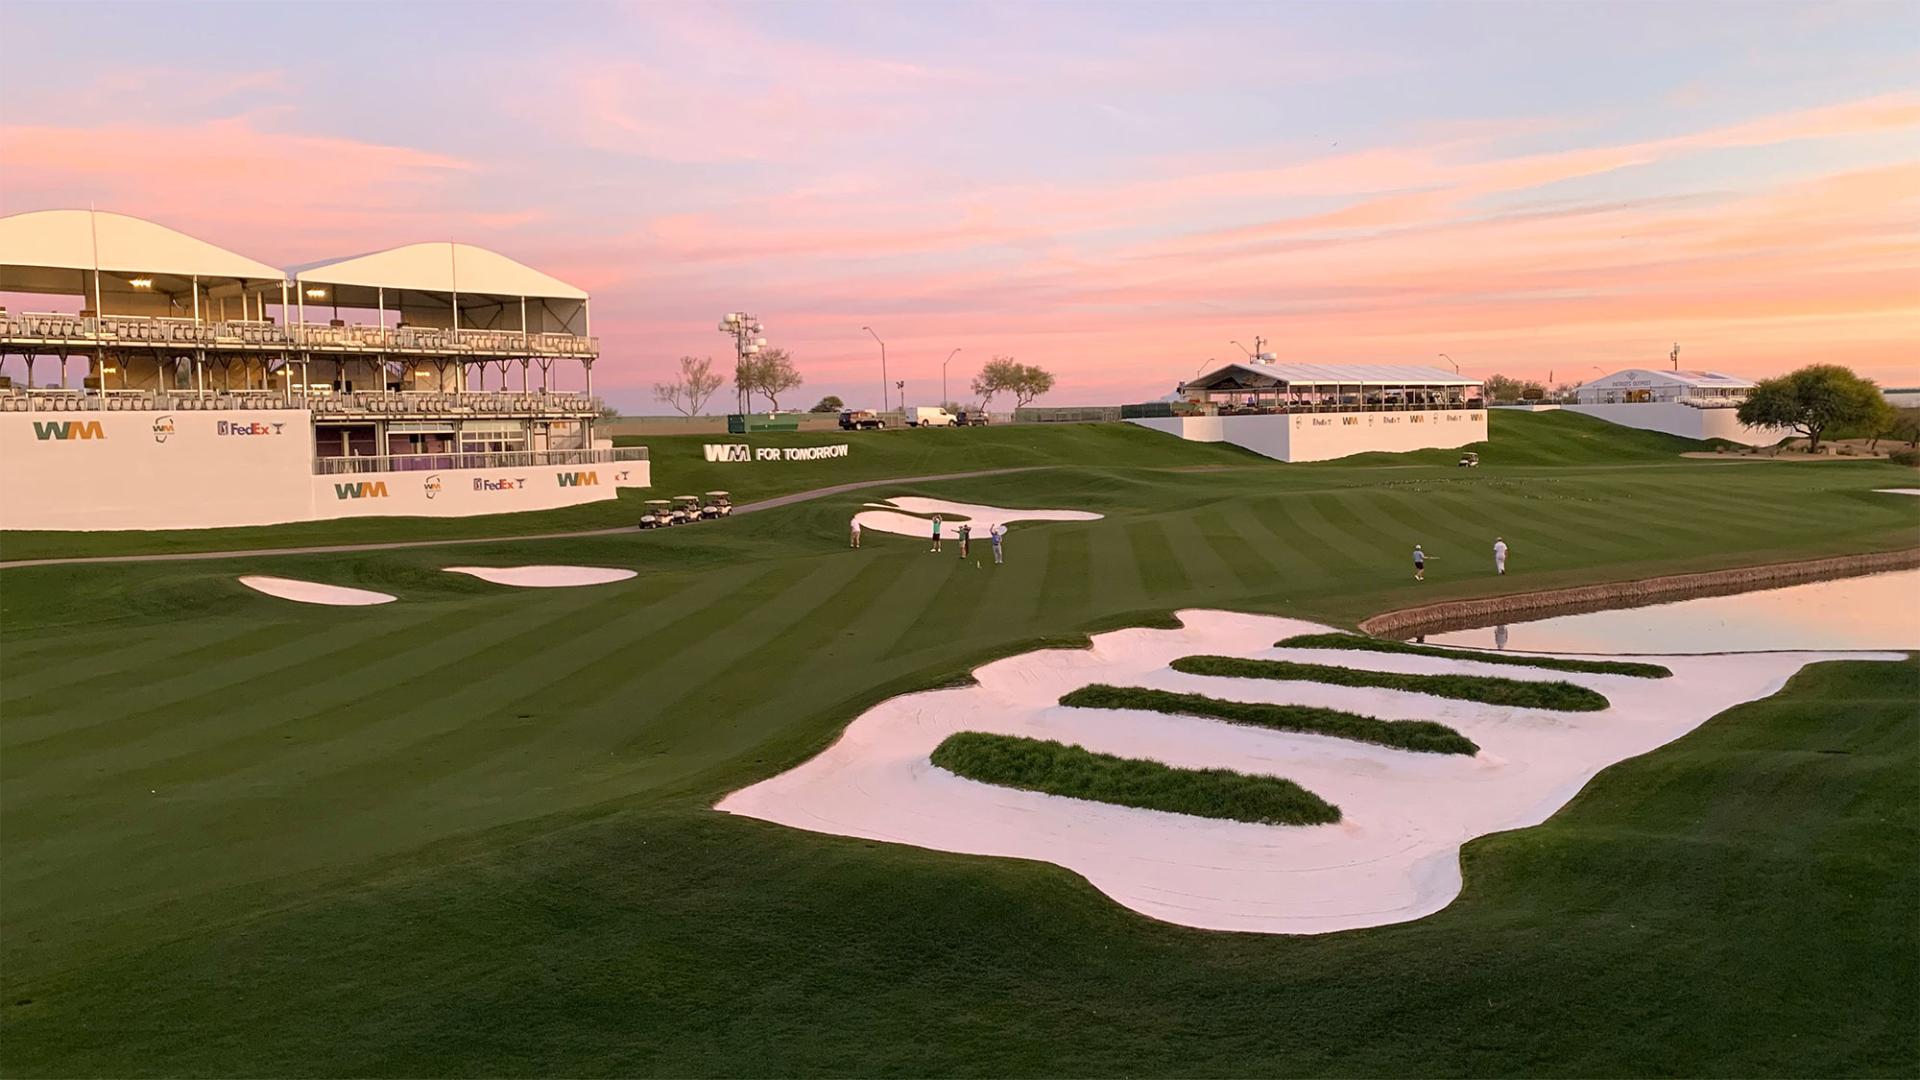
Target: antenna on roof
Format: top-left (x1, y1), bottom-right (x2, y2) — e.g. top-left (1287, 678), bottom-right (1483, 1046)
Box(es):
top-left (1670, 342), bottom-right (1680, 371)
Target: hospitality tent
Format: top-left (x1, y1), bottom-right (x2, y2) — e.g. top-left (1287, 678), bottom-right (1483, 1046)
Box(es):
top-left (0, 209), bottom-right (287, 320)
top-left (288, 242), bottom-right (588, 335)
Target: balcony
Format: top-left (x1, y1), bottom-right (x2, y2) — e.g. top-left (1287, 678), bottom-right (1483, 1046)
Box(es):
top-left (0, 313), bottom-right (597, 359)
top-left (312, 446), bottom-right (649, 475)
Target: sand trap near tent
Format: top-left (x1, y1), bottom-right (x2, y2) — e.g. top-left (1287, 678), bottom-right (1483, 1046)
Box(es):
top-left (444, 565), bottom-right (637, 588)
top-left (239, 575), bottom-right (396, 606)
top-left (852, 496), bottom-right (1102, 538)
top-left (719, 609), bottom-right (1898, 935)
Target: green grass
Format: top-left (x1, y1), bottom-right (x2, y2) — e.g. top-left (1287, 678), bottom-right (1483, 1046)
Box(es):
top-left (1276, 632), bottom-right (1673, 677)
top-left (1, 409), bottom-right (1916, 1075)
top-left (929, 732), bottom-right (1341, 826)
top-left (1060, 684), bottom-right (1480, 754)
top-left (1170, 655), bottom-right (1611, 711)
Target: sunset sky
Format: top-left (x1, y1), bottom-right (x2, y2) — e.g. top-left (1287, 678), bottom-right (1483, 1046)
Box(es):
top-left (3, 0), bottom-right (1916, 410)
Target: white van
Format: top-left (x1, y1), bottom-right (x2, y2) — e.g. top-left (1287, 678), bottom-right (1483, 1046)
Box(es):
top-left (904, 406), bottom-right (958, 428)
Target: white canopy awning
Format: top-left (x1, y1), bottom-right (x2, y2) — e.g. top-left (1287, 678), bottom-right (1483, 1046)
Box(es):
top-left (0, 209), bottom-right (284, 297)
top-left (290, 242), bottom-right (587, 301)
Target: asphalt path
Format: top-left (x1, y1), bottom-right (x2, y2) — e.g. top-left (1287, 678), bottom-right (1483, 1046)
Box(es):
top-left (0, 466), bottom-right (1047, 570)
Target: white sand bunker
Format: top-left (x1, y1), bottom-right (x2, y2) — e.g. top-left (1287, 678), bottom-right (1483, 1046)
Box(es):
top-left (238, 575), bottom-right (396, 606)
top-left (721, 609), bottom-right (1899, 935)
top-left (443, 565), bottom-right (637, 588)
top-left (853, 496), bottom-right (1102, 538)
top-left (1873, 488), bottom-right (1920, 497)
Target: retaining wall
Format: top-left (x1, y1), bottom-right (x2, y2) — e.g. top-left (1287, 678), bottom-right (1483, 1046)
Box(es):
top-left (1358, 549), bottom-right (1920, 639)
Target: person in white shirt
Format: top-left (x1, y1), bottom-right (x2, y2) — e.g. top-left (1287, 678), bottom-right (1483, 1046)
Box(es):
top-left (850, 516), bottom-right (862, 549)
top-left (1413, 544), bottom-right (1426, 581)
top-left (1493, 537), bottom-right (1508, 575)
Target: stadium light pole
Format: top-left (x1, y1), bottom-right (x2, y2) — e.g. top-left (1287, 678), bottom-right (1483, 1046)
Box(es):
top-left (718, 311), bottom-right (765, 414)
top-left (943, 347), bottom-right (960, 406)
top-left (1439, 353), bottom-right (1458, 373)
top-left (862, 326), bottom-right (888, 412)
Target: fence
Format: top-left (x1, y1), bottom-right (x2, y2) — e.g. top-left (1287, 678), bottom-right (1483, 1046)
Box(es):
top-left (1, 314), bottom-right (597, 358)
top-left (313, 446), bottom-right (649, 475)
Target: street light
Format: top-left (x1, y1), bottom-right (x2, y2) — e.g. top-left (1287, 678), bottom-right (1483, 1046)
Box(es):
top-left (862, 326), bottom-right (888, 412)
top-left (1438, 353), bottom-right (1458, 373)
top-left (943, 348), bottom-right (960, 407)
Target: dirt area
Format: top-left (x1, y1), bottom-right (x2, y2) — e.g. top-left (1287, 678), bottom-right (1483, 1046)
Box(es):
top-left (1685, 436), bottom-right (1910, 460)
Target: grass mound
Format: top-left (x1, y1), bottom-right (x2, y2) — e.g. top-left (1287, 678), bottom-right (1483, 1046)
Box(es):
top-left (1172, 655), bottom-right (1611, 711)
top-left (1060, 684), bottom-right (1478, 754)
top-left (1276, 632), bottom-right (1672, 677)
top-left (930, 731), bottom-right (1340, 826)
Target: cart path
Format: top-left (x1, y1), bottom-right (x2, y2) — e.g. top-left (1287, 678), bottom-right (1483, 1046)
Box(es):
top-left (0, 466), bottom-right (1048, 570)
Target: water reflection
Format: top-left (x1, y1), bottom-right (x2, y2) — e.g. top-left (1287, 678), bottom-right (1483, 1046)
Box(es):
top-left (1425, 569), bottom-right (1920, 653)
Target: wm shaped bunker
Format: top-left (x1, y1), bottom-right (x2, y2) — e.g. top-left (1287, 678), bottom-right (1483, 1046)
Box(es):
top-left (674, 495), bottom-right (705, 523)
top-left (705, 491), bottom-right (733, 518)
top-left (640, 499), bottom-right (675, 529)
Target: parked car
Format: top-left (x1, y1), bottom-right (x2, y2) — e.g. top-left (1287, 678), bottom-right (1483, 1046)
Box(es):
top-left (904, 406), bottom-right (958, 428)
top-left (640, 499), bottom-right (674, 528)
top-left (952, 408), bottom-right (990, 426)
top-left (838, 409), bottom-right (885, 430)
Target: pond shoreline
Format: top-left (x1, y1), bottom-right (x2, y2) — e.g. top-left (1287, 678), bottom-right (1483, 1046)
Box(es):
top-left (1358, 548), bottom-right (1920, 640)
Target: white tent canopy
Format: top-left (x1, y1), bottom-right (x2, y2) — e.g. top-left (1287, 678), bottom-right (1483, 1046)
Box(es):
top-left (1184, 362), bottom-right (1482, 393)
top-left (0, 209), bottom-right (285, 317)
top-left (289, 242), bottom-right (588, 335)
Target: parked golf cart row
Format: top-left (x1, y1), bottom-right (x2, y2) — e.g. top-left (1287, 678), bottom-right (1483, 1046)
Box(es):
top-left (838, 406), bottom-right (991, 429)
top-left (640, 491), bottom-right (732, 528)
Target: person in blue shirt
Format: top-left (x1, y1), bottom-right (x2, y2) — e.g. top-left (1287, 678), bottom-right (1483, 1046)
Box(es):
top-left (990, 522), bottom-right (1006, 565)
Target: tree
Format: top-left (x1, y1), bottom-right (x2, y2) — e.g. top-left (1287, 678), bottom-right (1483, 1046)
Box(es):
top-left (733, 353), bottom-right (766, 413)
top-left (809, 395), bottom-right (844, 413)
top-left (970, 356), bottom-right (1056, 411)
top-left (752, 347), bottom-right (804, 411)
top-left (1862, 397), bottom-right (1899, 452)
top-left (653, 355), bottom-right (725, 416)
top-left (1482, 373), bottom-right (1527, 403)
top-left (1736, 364), bottom-right (1882, 454)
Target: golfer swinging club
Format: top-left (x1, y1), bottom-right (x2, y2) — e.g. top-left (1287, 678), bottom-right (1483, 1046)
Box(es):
top-left (929, 514), bottom-right (943, 553)
top-left (957, 521), bottom-right (971, 559)
top-left (990, 522), bottom-right (1006, 564)
top-left (1494, 536), bottom-right (1508, 575)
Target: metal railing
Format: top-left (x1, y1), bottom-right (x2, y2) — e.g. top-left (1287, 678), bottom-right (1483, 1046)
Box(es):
top-left (1, 314), bottom-right (597, 358)
top-left (0, 388), bottom-right (599, 414)
top-left (313, 446), bottom-right (648, 475)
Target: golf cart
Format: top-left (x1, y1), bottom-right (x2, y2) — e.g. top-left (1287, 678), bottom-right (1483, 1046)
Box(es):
top-left (674, 495), bottom-right (705, 523)
top-left (640, 499), bottom-right (674, 528)
top-left (1458, 451), bottom-right (1480, 468)
top-left (705, 491), bottom-right (733, 518)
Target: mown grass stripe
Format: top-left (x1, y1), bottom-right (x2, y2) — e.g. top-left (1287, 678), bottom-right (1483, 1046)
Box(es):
top-left (931, 731), bottom-right (1340, 826)
top-left (1274, 633), bottom-right (1672, 677)
top-left (1122, 520), bottom-right (1190, 597)
top-left (1171, 655), bottom-right (1611, 711)
top-left (1061, 683), bottom-right (1478, 754)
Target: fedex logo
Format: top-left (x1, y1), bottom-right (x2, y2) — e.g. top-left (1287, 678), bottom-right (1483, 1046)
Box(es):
top-left (217, 420), bottom-right (285, 436)
top-left (33, 420), bottom-right (105, 441)
top-left (473, 477), bottom-right (528, 491)
top-left (557, 471), bottom-right (599, 487)
top-left (333, 481), bottom-right (389, 499)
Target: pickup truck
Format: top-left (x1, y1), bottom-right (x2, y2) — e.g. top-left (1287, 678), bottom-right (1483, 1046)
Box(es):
top-left (838, 409), bottom-right (886, 430)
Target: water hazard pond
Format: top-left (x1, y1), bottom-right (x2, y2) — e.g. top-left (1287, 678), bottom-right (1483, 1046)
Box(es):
top-left (1423, 568), bottom-right (1920, 653)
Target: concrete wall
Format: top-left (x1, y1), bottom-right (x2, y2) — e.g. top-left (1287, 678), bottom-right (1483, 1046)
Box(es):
top-left (0, 409), bottom-right (629, 531)
top-left (1128, 410), bottom-right (1485, 462)
top-left (1560, 402), bottom-right (1791, 446)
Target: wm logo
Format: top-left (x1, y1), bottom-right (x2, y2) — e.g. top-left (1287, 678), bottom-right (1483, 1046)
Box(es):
top-left (33, 420), bottom-right (106, 441)
top-left (333, 481), bottom-right (390, 499)
top-left (557, 471), bottom-right (599, 487)
top-left (703, 443), bottom-right (751, 463)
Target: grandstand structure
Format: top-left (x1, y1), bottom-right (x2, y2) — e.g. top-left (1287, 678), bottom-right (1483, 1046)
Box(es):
top-left (0, 209), bottom-right (648, 530)
top-left (1126, 360), bottom-right (1486, 461)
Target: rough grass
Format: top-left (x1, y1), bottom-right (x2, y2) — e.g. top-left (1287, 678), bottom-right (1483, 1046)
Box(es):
top-left (1172, 655), bottom-right (1612, 711)
top-left (1060, 684), bottom-right (1479, 754)
top-left (1275, 632), bottom-right (1673, 677)
top-left (929, 731), bottom-right (1340, 826)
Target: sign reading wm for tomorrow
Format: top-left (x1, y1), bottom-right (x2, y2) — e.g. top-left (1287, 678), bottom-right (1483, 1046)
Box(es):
top-left (704, 443), bottom-right (850, 462)
top-left (32, 420), bottom-right (106, 441)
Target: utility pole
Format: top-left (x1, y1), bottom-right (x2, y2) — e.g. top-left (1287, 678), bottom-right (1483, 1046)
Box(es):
top-left (862, 326), bottom-right (888, 412)
top-left (1670, 343), bottom-right (1680, 371)
top-left (943, 347), bottom-right (960, 407)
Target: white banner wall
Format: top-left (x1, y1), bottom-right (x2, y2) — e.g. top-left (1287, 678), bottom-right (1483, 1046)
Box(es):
top-left (0, 411), bottom-right (630, 531)
top-left (1128, 410), bottom-right (1485, 462)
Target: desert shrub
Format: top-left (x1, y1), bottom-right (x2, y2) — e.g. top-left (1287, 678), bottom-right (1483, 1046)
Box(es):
top-left (931, 732), bottom-right (1340, 826)
top-left (1274, 633), bottom-right (1671, 678)
top-left (1060, 684), bottom-right (1478, 755)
